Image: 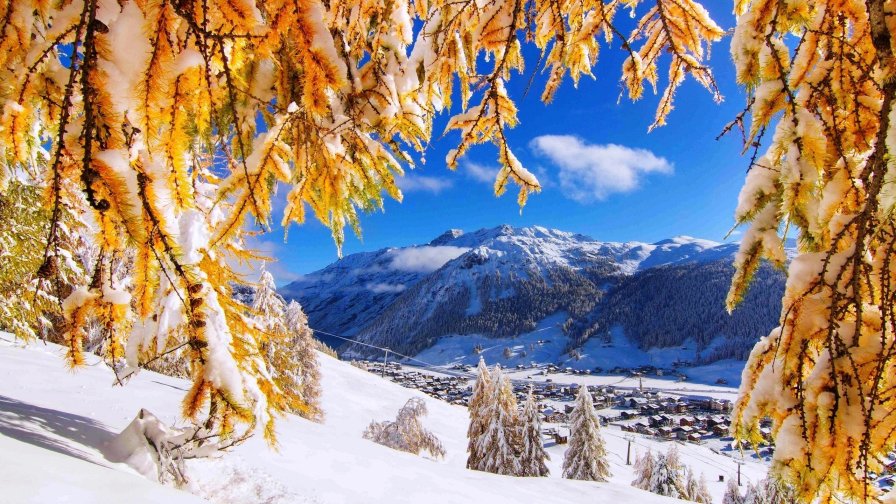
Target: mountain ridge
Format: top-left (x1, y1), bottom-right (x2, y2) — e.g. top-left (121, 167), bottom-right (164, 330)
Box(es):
top-left (280, 225), bottom-right (788, 365)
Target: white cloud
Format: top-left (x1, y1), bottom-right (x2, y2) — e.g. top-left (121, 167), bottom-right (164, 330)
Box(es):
top-left (461, 160), bottom-right (500, 183)
top-left (530, 135), bottom-right (673, 202)
top-left (365, 282), bottom-right (407, 294)
top-left (388, 246), bottom-right (470, 273)
top-left (396, 174), bottom-right (454, 193)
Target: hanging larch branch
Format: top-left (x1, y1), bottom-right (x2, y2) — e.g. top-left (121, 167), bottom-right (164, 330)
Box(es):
top-left (0, 0), bottom-right (723, 444)
top-left (727, 0), bottom-right (896, 501)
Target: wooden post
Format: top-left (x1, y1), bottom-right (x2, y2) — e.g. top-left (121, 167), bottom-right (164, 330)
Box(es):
top-left (624, 434), bottom-right (635, 465)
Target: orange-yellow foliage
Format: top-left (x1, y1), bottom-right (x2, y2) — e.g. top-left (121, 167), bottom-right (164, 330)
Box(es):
top-left (0, 0), bottom-right (721, 443)
top-left (728, 0), bottom-right (896, 501)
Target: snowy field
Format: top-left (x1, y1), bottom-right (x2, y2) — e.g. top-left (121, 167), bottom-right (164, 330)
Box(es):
top-left (500, 369), bottom-right (743, 402)
top-left (386, 362), bottom-right (742, 403)
top-left (0, 334), bottom-right (768, 503)
top-left (410, 315), bottom-right (747, 396)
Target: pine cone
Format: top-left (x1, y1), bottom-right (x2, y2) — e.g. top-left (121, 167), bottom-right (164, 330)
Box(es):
top-left (37, 256), bottom-right (58, 279)
top-left (188, 338), bottom-right (208, 349)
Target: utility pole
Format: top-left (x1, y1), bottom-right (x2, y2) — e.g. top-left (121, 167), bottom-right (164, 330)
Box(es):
top-left (624, 434), bottom-right (635, 465)
top-left (382, 349), bottom-right (389, 378)
top-left (735, 459), bottom-right (745, 486)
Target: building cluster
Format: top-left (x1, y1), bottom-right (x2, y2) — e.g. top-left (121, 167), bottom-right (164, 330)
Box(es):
top-left (526, 384), bottom-right (736, 444)
top-left (352, 359), bottom-right (738, 445)
top-left (610, 391), bottom-right (734, 443)
top-left (620, 413), bottom-right (732, 442)
top-left (534, 363), bottom-right (689, 380)
top-left (352, 361), bottom-right (472, 405)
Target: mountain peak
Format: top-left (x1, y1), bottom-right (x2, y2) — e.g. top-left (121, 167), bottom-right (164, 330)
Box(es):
top-left (653, 235), bottom-right (721, 248)
top-left (280, 223), bottom-right (791, 355)
top-left (462, 224), bottom-right (581, 243)
top-left (429, 229), bottom-right (465, 245)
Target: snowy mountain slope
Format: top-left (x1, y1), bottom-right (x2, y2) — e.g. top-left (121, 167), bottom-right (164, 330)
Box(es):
top-left (405, 314), bottom-right (750, 386)
top-left (282, 225), bottom-right (788, 364)
top-left (631, 237), bottom-right (739, 272)
top-left (565, 260), bottom-right (786, 364)
top-left (0, 336), bottom-right (771, 504)
top-left (278, 245), bottom-right (469, 346)
top-left (411, 315), bottom-right (701, 372)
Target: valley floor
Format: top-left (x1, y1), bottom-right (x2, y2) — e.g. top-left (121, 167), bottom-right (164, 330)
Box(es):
top-left (0, 333), bottom-right (768, 503)
top-left (410, 315), bottom-right (749, 389)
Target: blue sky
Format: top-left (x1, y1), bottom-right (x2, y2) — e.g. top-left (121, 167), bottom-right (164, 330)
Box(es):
top-left (257, 3), bottom-right (750, 282)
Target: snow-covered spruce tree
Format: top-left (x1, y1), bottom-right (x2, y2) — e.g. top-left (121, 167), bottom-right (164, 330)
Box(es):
top-left (283, 300), bottom-right (323, 422)
top-left (722, 478), bottom-right (745, 504)
top-left (466, 357), bottom-right (492, 471)
top-left (562, 386), bottom-right (610, 482)
top-left (251, 269), bottom-right (307, 418)
top-left (645, 446), bottom-right (686, 499)
top-left (725, 0), bottom-right (896, 500)
top-left (518, 388), bottom-right (549, 477)
top-left (742, 478), bottom-right (797, 504)
top-left (476, 366), bottom-right (522, 476)
top-left (632, 449), bottom-right (656, 491)
top-left (742, 482), bottom-right (769, 504)
top-left (252, 269), bottom-right (285, 331)
top-left (683, 466), bottom-right (712, 504)
top-left (313, 339), bottom-right (338, 358)
top-left (634, 446), bottom-right (710, 502)
top-left (0, 0), bottom-right (723, 443)
top-left (362, 397), bottom-right (445, 459)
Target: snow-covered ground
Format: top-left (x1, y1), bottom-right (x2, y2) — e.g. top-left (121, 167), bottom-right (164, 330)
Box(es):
top-left (412, 316), bottom-right (747, 390)
top-left (0, 334), bottom-right (767, 503)
top-left (0, 433), bottom-right (206, 504)
top-left (500, 370), bottom-right (742, 402)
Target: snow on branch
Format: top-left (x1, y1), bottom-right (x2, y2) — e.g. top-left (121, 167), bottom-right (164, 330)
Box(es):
top-left (0, 0), bottom-right (724, 446)
top-left (104, 408), bottom-right (247, 486)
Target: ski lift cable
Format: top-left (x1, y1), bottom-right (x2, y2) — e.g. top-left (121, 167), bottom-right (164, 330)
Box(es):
top-left (311, 326), bottom-right (747, 476)
top-left (309, 327), bottom-right (478, 379)
top-left (309, 327), bottom-right (715, 400)
top-left (311, 326), bottom-right (559, 381)
top-left (311, 326), bottom-right (616, 385)
top-left (310, 327), bottom-right (673, 390)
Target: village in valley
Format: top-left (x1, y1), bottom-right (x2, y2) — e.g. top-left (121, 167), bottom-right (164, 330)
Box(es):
top-left (348, 355), bottom-right (896, 496)
top-left (349, 359), bottom-right (763, 458)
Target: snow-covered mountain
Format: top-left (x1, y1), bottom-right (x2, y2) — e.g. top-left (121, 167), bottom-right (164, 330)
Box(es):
top-left (281, 225), bottom-right (787, 366)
